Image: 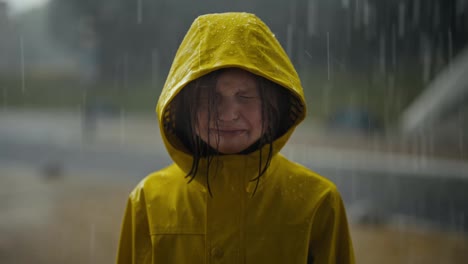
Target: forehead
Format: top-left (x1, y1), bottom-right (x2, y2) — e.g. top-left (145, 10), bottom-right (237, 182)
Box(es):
top-left (216, 68), bottom-right (257, 91)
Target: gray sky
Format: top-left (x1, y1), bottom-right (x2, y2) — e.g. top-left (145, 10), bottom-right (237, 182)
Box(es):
top-left (4, 0), bottom-right (50, 15)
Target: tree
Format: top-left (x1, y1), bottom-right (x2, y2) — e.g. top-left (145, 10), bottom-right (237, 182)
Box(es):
top-left (49, 0), bottom-right (163, 83)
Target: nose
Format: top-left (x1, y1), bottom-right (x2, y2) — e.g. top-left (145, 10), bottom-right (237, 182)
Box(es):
top-left (216, 97), bottom-right (239, 121)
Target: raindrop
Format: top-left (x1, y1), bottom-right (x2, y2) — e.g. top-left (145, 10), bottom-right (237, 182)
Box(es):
top-left (2, 87), bottom-right (6, 110)
top-left (307, 0), bottom-right (317, 36)
top-left (341, 0), bottom-right (350, 9)
top-left (433, 1), bottom-right (441, 27)
top-left (413, 0), bottom-right (420, 26)
top-left (420, 33), bottom-right (432, 84)
top-left (82, 88), bottom-right (88, 108)
top-left (286, 23), bottom-right (293, 57)
top-left (322, 82), bottom-right (331, 115)
top-left (458, 110), bottom-right (464, 156)
top-left (124, 53), bottom-right (129, 89)
top-left (448, 29), bottom-right (453, 62)
top-left (327, 32), bottom-right (330, 81)
top-left (20, 35), bottom-right (25, 93)
top-left (137, 0), bottom-right (143, 24)
top-left (354, 0), bottom-right (361, 30)
top-left (391, 25), bottom-right (397, 68)
top-left (379, 33), bottom-right (386, 73)
top-left (363, 0), bottom-right (371, 27)
top-left (398, 2), bottom-right (406, 37)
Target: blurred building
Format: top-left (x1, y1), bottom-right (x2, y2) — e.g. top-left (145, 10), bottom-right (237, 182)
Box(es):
top-left (400, 47), bottom-right (468, 158)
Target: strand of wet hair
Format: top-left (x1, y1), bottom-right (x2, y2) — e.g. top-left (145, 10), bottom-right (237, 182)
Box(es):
top-left (186, 87), bottom-right (201, 184)
top-left (250, 85), bottom-right (275, 196)
top-left (205, 89), bottom-right (219, 197)
top-left (185, 131), bottom-right (199, 184)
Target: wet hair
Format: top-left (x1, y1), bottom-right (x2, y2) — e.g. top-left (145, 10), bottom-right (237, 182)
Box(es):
top-left (168, 68), bottom-right (298, 195)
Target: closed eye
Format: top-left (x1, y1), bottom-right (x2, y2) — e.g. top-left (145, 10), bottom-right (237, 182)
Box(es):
top-left (237, 92), bottom-right (258, 99)
top-left (239, 95), bottom-right (255, 99)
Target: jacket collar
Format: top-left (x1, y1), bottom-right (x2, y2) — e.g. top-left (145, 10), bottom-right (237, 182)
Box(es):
top-left (172, 143), bottom-right (280, 196)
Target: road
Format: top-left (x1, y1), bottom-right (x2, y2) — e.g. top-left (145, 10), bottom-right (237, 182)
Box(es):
top-left (1, 109), bottom-right (468, 232)
top-left (0, 109), bottom-right (171, 181)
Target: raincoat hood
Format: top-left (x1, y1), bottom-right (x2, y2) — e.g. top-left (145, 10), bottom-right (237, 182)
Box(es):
top-left (156, 12), bottom-right (306, 174)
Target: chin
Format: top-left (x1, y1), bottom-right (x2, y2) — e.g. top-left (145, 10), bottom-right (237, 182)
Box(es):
top-left (218, 148), bottom-right (244, 154)
top-left (217, 145), bottom-right (248, 154)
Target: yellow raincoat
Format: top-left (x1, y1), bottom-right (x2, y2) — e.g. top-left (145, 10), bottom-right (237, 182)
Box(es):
top-left (117, 12), bottom-right (354, 264)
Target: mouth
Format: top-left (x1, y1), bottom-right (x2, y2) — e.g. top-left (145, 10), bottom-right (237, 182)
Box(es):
top-left (210, 129), bottom-right (246, 136)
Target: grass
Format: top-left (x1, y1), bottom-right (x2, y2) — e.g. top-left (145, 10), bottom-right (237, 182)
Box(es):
top-left (1, 75), bottom-right (84, 109)
top-left (0, 74), bottom-right (162, 113)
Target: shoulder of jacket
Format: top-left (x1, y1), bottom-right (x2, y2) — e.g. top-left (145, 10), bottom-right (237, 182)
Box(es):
top-left (128, 163), bottom-right (186, 199)
top-left (145, 163), bottom-right (185, 181)
top-left (275, 154), bottom-right (337, 191)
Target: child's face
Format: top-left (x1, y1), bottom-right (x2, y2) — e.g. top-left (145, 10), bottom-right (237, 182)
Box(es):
top-left (196, 69), bottom-right (265, 154)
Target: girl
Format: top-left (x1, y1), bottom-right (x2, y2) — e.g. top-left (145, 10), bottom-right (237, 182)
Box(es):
top-left (117, 12), bottom-right (355, 264)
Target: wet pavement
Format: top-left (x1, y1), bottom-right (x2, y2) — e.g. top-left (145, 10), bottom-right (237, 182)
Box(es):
top-left (1, 109), bottom-right (468, 232)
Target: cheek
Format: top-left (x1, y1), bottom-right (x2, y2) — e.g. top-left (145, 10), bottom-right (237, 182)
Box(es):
top-left (195, 111), bottom-right (207, 135)
top-left (247, 106), bottom-right (265, 131)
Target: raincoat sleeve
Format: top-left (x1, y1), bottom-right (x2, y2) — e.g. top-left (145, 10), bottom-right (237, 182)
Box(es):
top-left (309, 186), bottom-right (355, 264)
top-left (116, 186), bottom-right (152, 264)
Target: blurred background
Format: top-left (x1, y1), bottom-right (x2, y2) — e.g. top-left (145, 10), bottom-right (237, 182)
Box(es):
top-left (1, 0), bottom-right (468, 263)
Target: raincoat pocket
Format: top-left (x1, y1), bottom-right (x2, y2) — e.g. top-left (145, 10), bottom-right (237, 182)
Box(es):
top-left (151, 228), bottom-right (205, 264)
